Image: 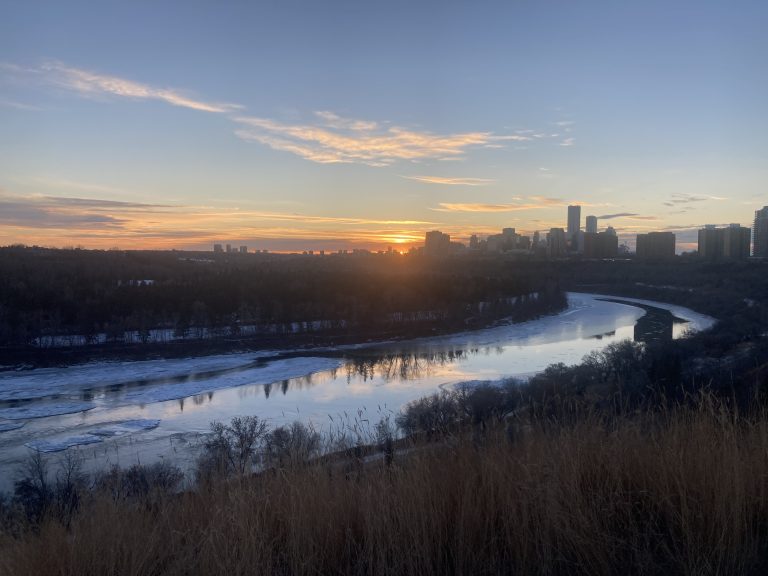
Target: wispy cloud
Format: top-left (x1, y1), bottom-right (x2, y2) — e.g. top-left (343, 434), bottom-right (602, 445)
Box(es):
top-left (4, 60), bottom-right (564, 167)
top-left (0, 98), bottom-right (43, 111)
top-left (233, 114), bottom-right (527, 166)
top-left (663, 193), bottom-right (728, 206)
top-left (401, 175), bottom-right (495, 186)
top-left (597, 212), bottom-right (659, 221)
top-left (433, 197), bottom-right (571, 212)
top-left (18, 61), bottom-right (243, 113)
top-left (433, 203), bottom-right (535, 213)
top-left (559, 137), bottom-right (575, 147)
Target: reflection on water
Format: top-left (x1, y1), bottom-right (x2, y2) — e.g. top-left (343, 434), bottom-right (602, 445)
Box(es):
top-left (0, 293), bottom-right (715, 490)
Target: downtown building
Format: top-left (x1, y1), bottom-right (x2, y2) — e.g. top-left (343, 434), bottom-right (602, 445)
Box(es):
top-left (547, 228), bottom-right (567, 258)
top-left (583, 232), bottom-right (618, 259)
top-left (636, 232), bottom-right (676, 259)
top-left (754, 206), bottom-right (768, 257)
top-left (698, 224), bottom-right (751, 260)
top-left (424, 230), bottom-right (451, 257)
top-left (567, 205), bottom-right (581, 251)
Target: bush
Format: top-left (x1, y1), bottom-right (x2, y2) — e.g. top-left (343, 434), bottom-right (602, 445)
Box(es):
top-left (265, 421), bottom-right (321, 468)
top-left (197, 415), bottom-right (268, 482)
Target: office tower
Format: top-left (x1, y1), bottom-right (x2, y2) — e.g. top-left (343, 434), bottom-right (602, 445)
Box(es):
top-left (755, 206), bottom-right (768, 257)
top-left (547, 227), bottom-right (566, 258)
top-left (469, 234), bottom-right (479, 250)
top-left (567, 205), bottom-right (581, 248)
top-left (213, 244), bottom-right (223, 253)
top-left (585, 215), bottom-right (597, 234)
top-left (605, 225), bottom-right (617, 236)
top-left (239, 246), bottom-right (248, 253)
top-left (636, 232), bottom-right (676, 258)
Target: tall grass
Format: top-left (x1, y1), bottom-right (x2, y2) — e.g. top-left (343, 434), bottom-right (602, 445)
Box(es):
top-left (2, 398), bottom-right (768, 575)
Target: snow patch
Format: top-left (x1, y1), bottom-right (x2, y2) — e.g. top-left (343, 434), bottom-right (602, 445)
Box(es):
top-left (26, 435), bottom-right (103, 453)
top-left (0, 421), bottom-right (25, 432)
top-left (90, 419), bottom-right (161, 437)
top-left (0, 402), bottom-right (95, 420)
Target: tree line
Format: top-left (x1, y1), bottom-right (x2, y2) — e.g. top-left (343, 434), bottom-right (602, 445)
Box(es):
top-left (0, 247), bottom-right (566, 349)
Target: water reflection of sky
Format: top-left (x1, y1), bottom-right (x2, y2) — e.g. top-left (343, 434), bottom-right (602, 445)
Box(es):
top-left (0, 293), bottom-right (714, 489)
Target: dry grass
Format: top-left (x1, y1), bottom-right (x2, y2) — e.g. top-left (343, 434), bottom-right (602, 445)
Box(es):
top-left (2, 400), bottom-right (768, 575)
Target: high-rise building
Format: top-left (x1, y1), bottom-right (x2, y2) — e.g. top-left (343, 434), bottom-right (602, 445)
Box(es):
top-left (213, 243), bottom-right (223, 253)
top-left (547, 228), bottom-right (566, 258)
top-left (723, 224), bottom-right (751, 259)
top-left (699, 224), bottom-right (751, 259)
top-left (424, 230), bottom-right (451, 256)
top-left (636, 232), bottom-right (676, 258)
top-left (583, 232), bottom-right (618, 258)
top-left (585, 215), bottom-right (597, 234)
top-left (605, 225), bottom-right (617, 236)
top-left (698, 225), bottom-right (723, 259)
top-left (754, 206), bottom-right (768, 257)
top-left (239, 246), bottom-right (248, 254)
top-left (567, 205), bottom-right (581, 249)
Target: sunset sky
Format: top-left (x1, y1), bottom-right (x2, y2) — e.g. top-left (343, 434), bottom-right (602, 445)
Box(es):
top-left (1, 0), bottom-right (766, 252)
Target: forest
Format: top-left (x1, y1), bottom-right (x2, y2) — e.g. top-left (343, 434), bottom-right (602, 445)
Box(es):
top-left (0, 247), bottom-right (566, 358)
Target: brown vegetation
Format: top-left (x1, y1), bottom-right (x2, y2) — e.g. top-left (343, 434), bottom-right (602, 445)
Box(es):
top-left (2, 396), bottom-right (768, 575)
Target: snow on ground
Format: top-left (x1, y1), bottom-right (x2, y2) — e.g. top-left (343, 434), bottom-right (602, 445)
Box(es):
top-left (589, 294), bottom-right (716, 332)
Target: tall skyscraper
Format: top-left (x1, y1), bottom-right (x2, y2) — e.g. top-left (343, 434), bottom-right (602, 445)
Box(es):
top-left (567, 205), bottom-right (581, 248)
top-left (754, 206), bottom-right (768, 257)
top-left (585, 215), bottom-right (598, 234)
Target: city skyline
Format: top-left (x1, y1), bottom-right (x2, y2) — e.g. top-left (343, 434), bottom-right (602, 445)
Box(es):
top-left (1, 1), bottom-right (766, 253)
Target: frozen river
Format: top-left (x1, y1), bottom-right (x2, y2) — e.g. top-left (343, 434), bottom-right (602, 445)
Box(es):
top-left (0, 293), bottom-right (715, 489)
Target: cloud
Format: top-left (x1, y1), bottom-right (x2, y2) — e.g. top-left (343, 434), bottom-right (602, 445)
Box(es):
top-left (559, 137), bottom-right (575, 147)
top-left (0, 193), bottom-right (440, 250)
top-left (0, 99), bottom-right (43, 111)
top-left (401, 175), bottom-right (495, 186)
top-left (665, 193), bottom-right (728, 206)
top-left (597, 213), bottom-right (659, 221)
top-left (24, 61), bottom-right (243, 113)
top-left (433, 198), bottom-right (568, 212)
top-left (233, 114), bottom-right (528, 166)
top-left (4, 60), bottom-right (564, 168)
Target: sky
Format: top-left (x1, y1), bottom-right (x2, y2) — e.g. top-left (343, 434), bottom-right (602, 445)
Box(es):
top-left (1, 0), bottom-right (766, 253)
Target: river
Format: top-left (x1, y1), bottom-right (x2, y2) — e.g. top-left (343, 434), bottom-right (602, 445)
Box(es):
top-left (0, 293), bottom-right (715, 489)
